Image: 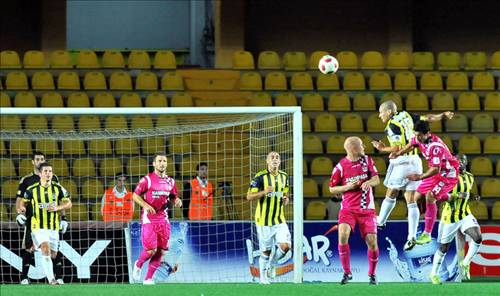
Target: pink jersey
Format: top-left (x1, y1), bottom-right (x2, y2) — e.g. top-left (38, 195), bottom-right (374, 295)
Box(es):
top-left (329, 155), bottom-right (378, 211)
top-left (134, 172), bottom-right (178, 224)
top-left (410, 134), bottom-right (459, 179)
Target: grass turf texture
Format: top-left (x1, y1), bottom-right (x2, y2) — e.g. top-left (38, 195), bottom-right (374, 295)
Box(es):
top-left (1, 283), bottom-right (499, 296)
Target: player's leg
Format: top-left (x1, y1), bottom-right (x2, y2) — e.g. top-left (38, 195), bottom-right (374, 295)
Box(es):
top-left (404, 190), bottom-right (422, 250)
top-left (143, 222), bottom-right (171, 284)
top-left (418, 190), bottom-right (437, 244)
top-left (33, 230), bottom-right (57, 285)
top-left (20, 226), bottom-right (34, 284)
top-left (461, 216), bottom-right (482, 280)
top-left (256, 225), bottom-right (272, 284)
top-left (430, 220), bottom-right (458, 284)
top-left (377, 188), bottom-right (399, 228)
top-left (338, 222), bottom-right (353, 284)
top-left (273, 223), bottom-right (291, 262)
top-left (133, 223), bottom-right (157, 282)
top-left (48, 230), bottom-right (64, 284)
top-left (360, 211), bottom-right (378, 285)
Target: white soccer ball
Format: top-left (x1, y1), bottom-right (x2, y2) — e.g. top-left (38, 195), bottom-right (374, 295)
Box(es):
top-left (318, 55), bottom-right (339, 74)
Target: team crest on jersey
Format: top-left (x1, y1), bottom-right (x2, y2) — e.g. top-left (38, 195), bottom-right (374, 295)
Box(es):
top-left (362, 167), bottom-right (368, 172)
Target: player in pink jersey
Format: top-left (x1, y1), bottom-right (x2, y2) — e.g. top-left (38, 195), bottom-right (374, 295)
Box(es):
top-left (390, 120), bottom-right (459, 249)
top-left (329, 137), bottom-right (380, 285)
top-left (131, 153), bottom-right (182, 285)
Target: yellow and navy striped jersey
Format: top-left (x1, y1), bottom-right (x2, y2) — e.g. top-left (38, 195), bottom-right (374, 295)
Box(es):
top-left (385, 111), bottom-right (427, 156)
top-left (23, 182), bottom-right (70, 231)
top-left (441, 171), bottom-right (474, 224)
top-left (248, 169), bottom-right (289, 226)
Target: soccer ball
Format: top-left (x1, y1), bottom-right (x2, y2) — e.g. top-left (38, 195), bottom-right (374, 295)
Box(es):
top-left (318, 55), bottom-right (339, 74)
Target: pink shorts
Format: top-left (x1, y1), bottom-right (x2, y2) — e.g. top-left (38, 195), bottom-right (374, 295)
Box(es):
top-left (417, 175), bottom-right (458, 201)
top-left (141, 221), bottom-right (171, 250)
top-left (338, 208), bottom-right (377, 239)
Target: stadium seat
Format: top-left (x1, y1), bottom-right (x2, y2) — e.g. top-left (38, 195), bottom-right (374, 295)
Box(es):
top-left (0, 141), bottom-right (5, 156)
top-left (83, 72), bottom-right (107, 90)
top-left (25, 115), bottom-right (48, 131)
top-left (440, 135), bottom-right (454, 153)
top-left (14, 92), bottom-right (37, 107)
top-left (328, 92), bottom-right (350, 111)
top-left (369, 71), bottom-right (392, 90)
top-left (394, 71), bottom-right (417, 90)
top-left (88, 139), bottom-right (113, 155)
top-left (367, 113), bottom-right (385, 132)
top-left (145, 92), bottom-right (168, 107)
top-left (412, 52), bottom-right (434, 70)
top-left (469, 201), bottom-right (488, 220)
top-left (248, 92), bottom-right (272, 107)
top-left (374, 178), bottom-right (387, 198)
top-left (484, 92), bottom-right (500, 111)
top-left (73, 158), bottom-right (97, 177)
top-left (51, 115), bottom-right (74, 131)
top-left (161, 72), bottom-right (184, 90)
top-left (6, 71), bottom-right (28, 89)
top-left (135, 72), bottom-right (158, 90)
top-left (258, 51), bottom-right (281, 69)
top-left (141, 136), bottom-right (165, 155)
top-left (0, 92), bottom-right (10, 107)
top-left (18, 159), bottom-right (34, 176)
top-left (57, 71), bottom-right (80, 90)
top-left (265, 72), bottom-right (287, 90)
top-left (491, 51), bottom-right (500, 69)
top-left (275, 92), bottom-right (297, 106)
top-left (353, 92), bottom-right (376, 111)
top-left (153, 50), bottom-right (176, 69)
top-left (301, 92), bottom-right (324, 111)
top-left (464, 51), bottom-right (487, 70)
top-left (105, 115), bottom-right (128, 130)
top-left (232, 51), bottom-right (254, 69)
top-left (35, 139), bottom-right (59, 155)
top-left (493, 201), bottom-right (500, 220)
top-left (343, 72), bottom-right (365, 90)
top-left (128, 50), bottom-right (151, 69)
top-left (372, 157), bottom-right (387, 175)
top-left (301, 114), bottom-right (312, 132)
top-left (102, 50), bottom-right (125, 68)
top-left (168, 135), bottom-right (191, 154)
top-left (314, 113), bottom-right (337, 132)
top-left (99, 158), bottom-right (123, 177)
top-left (380, 92), bottom-right (403, 110)
top-left (322, 179), bottom-right (334, 197)
top-left (1, 180), bottom-right (19, 200)
top-left (67, 92), bottom-right (90, 108)
top-left (170, 92), bottom-right (193, 107)
top-left (457, 92), bottom-right (480, 110)
top-left (359, 135), bottom-right (375, 154)
top-left (32, 71), bottom-right (55, 90)
top-left (61, 139), bottom-right (86, 155)
top-left (1, 115), bottom-right (22, 131)
top-left (341, 113), bottom-right (364, 132)
top-left (131, 115), bottom-right (154, 130)
top-left (431, 92), bottom-right (454, 110)
top-left (23, 50), bottom-right (46, 68)
top-left (109, 71), bottom-right (132, 90)
top-left (458, 135), bottom-right (481, 154)
top-left (484, 135), bottom-right (500, 154)
top-left (41, 92), bottom-right (64, 107)
top-left (420, 72), bottom-right (443, 90)
top-left (308, 51), bottom-right (329, 70)
top-left (9, 139), bottom-right (32, 155)
top-left (480, 178), bottom-right (500, 198)
top-left (311, 157), bottom-right (333, 175)
top-left (115, 139), bottom-right (140, 155)
top-left (0, 50), bottom-right (21, 68)
top-left (389, 201), bottom-right (407, 220)
top-left (303, 179), bottom-right (319, 197)
top-left (446, 72), bottom-right (469, 90)
top-left (0, 158), bottom-right (16, 177)
top-left (471, 113), bottom-right (494, 132)
top-left (405, 92), bottom-right (429, 111)
top-left (81, 178), bottom-right (104, 201)
top-left (438, 51), bottom-right (461, 70)
top-left (119, 93), bottom-right (142, 107)
top-left (387, 51), bottom-right (410, 69)
top-left (239, 72), bottom-right (262, 90)
top-left (470, 157), bottom-right (493, 176)
top-left (336, 51), bottom-right (358, 69)
top-left (283, 51), bottom-right (307, 71)
top-left (93, 92), bottom-right (116, 107)
top-left (303, 135), bottom-right (323, 154)
top-left (316, 73), bottom-right (340, 90)
top-left (472, 72), bottom-right (494, 90)
top-left (291, 72), bottom-right (313, 90)
top-left (361, 51), bottom-right (384, 69)
top-left (76, 50), bottom-right (99, 68)
top-left (50, 50), bottom-right (72, 68)
top-left (51, 158), bottom-right (69, 177)
top-left (303, 158), bottom-right (309, 176)
top-left (326, 135), bottom-right (347, 154)
top-left (0, 203), bottom-right (10, 221)
top-left (306, 201), bottom-right (326, 220)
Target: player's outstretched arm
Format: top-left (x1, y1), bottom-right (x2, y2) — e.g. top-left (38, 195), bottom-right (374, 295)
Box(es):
top-left (407, 166), bottom-right (440, 181)
top-left (371, 140), bottom-right (399, 153)
top-left (425, 111), bottom-right (454, 122)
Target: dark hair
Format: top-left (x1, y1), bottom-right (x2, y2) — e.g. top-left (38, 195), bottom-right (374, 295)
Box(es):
top-left (115, 172), bottom-right (127, 179)
top-left (153, 152), bottom-right (167, 162)
top-left (414, 120), bottom-right (430, 134)
top-left (196, 162), bottom-right (208, 170)
top-left (38, 162), bottom-right (52, 171)
top-left (32, 151), bottom-right (46, 160)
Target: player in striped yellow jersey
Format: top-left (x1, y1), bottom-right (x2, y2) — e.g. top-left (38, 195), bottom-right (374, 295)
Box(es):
top-left (247, 151), bottom-right (290, 284)
top-left (19, 163), bottom-right (72, 285)
top-left (429, 154), bottom-right (482, 284)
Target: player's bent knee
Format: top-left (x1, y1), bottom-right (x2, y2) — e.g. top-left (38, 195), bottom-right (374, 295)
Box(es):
top-left (279, 243), bottom-right (290, 253)
top-left (439, 243), bottom-right (450, 253)
top-left (147, 249), bottom-right (157, 256)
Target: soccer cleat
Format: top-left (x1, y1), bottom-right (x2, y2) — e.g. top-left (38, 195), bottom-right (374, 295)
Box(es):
top-left (56, 278), bottom-right (65, 285)
top-left (143, 279), bottom-right (155, 285)
top-left (340, 273), bottom-right (352, 285)
top-left (429, 274), bottom-right (441, 285)
top-left (267, 265), bottom-right (276, 279)
top-left (368, 274), bottom-right (378, 285)
top-left (20, 279), bottom-right (29, 285)
top-left (403, 238), bottom-right (416, 251)
top-left (259, 277), bottom-right (270, 285)
top-left (132, 260), bottom-right (141, 282)
top-left (49, 280), bottom-right (59, 286)
top-left (416, 232), bottom-right (432, 245)
top-left (460, 262), bottom-right (471, 280)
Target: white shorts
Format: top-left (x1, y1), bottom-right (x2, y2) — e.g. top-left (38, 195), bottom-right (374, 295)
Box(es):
top-left (256, 223), bottom-right (291, 252)
top-left (384, 155), bottom-right (422, 191)
top-left (31, 229), bottom-right (59, 252)
top-left (438, 215), bottom-right (479, 244)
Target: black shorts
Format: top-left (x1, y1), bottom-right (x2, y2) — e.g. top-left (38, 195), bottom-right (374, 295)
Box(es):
top-left (21, 222), bottom-right (33, 250)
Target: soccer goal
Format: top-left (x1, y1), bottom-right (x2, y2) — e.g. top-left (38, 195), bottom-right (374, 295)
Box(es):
top-left (0, 107), bottom-right (303, 284)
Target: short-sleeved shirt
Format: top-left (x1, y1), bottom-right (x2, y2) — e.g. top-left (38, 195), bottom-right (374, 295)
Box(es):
top-left (329, 156), bottom-right (378, 211)
top-left (134, 172), bottom-right (178, 224)
top-left (23, 182), bottom-right (70, 231)
top-left (441, 171), bottom-right (474, 224)
top-left (385, 111), bottom-right (427, 156)
top-left (410, 134), bottom-right (459, 179)
top-left (17, 172), bottom-right (60, 219)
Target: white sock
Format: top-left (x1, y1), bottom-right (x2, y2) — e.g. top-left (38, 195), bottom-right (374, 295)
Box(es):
top-left (377, 197), bottom-right (397, 225)
top-left (259, 254), bottom-right (269, 280)
top-left (407, 203), bottom-right (420, 240)
top-left (431, 250), bottom-right (445, 275)
top-left (463, 241), bottom-right (481, 265)
top-left (455, 235), bottom-right (465, 262)
top-left (41, 255), bottom-right (55, 282)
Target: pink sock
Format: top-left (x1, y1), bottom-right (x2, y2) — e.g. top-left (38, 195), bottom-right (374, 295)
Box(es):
top-left (424, 202), bottom-right (438, 234)
top-left (338, 244), bottom-right (351, 274)
top-left (367, 248), bottom-right (379, 276)
top-left (145, 251), bottom-right (163, 280)
top-left (136, 250), bottom-right (153, 268)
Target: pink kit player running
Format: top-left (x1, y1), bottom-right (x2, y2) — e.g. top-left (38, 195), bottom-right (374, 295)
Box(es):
top-left (131, 153), bottom-right (182, 285)
top-left (329, 137), bottom-right (380, 285)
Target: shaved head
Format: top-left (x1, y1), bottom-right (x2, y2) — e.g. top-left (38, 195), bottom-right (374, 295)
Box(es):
top-left (266, 151), bottom-right (281, 172)
top-left (344, 137), bottom-right (365, 157)
top-left (378, 100), bottom-right (397, 123)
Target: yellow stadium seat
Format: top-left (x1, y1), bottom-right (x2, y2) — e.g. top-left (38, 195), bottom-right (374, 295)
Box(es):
top-left (457, 92), bottom-right (480, 110)
top-left (168, 135), bottom-right (191, 154)
top-left (491, 51), bottom-right (500, 69)
top-left (438, 52), bottom-right (461, 70)
top-left (303, 157), bottom-right (309, 175)
top-left (343, 72), bottom-right (365, 90)
top-left (57, 71), bottom-right (80, 90)
top-left (469, 201), bottom-right (488, 220)
top-left (283, 51), bottom-right (306, 71)
top-left (67, 92), bottom-right (90, 108)
top-left (119, 93), bottom-right (142, 107)
top-left (9, 139), bottom-right (32, 155)
top-left (309, 51), bottom-right (329, 70)
top-left (6, 71), bottom-right (28, 89)
top-left (301, 93), bottom-right (324, 111)
top-left (341, 113), bottom-right (364, 132)
top-left (440, 135), bottom-right (454, 153)
top-left (472, 72), bottom-right (494, 90)
top-left (380, 92), bottom-right (403, 110)
top-left (102, 50), bottom-right (125, 68)
top-left (497, 161), bottom-right (500, 176)
top-left (154, 50), bottom-right (176, 69)
top-left (115, 138), bottom-right (140, 155)
top-left (314, 113), bottom-right (337, 132)
top-left (265, 72), bottom-right (287, 90)
top-left (84, 72), bottom-right (107, 90)
top-left (0, 203), bottom-right (10, 221)
top-left (420, 72), bottom-right (443, 90)
top-left (412, 52), bottom-right (434, 70)
top-left (18, 159), bottom-right (34, 175)
top-left (105, 115), bottom-right (127, 130)
top-left (484, 92), bottom-right (500, 111)
top-left (458, 135), bottom-right (481, 154)
top-left (367, 113), bottom-right (385, 132)
top-left (141, 136), bottom-right (166, 155)
top-left (353, 92), bottom-right (376, 111)
top-left (1, 115), bottom-right (22, 130)
top-left (387, 51), bottom-right (410, 69)
top-left (93, 92), bottom-right (116, 107)
top-left (73, 158), bottom-right (97, 177)
top-left (406, 92), bottom-right (429, 111)
top-left (372, 157), bottom-right (387, 175)
top-left (394, 71), bottom-right (417, 90)
top-left (445, 72), bottom-right (469, 91)
top-left (99, 158), bottom-right (123, 177)
top-left (145, 92), bottom-right (168, 107)
top-left (275, 92), bottom-right (297, 106)
top-left (248, 92), bottom-right (272, 107)
top-left (161, 72), bottom-right (184, 90)
top-left (328, 92), bottom-right (350, 111)
top-left (35, 139), bottom-right (59, 155)
top-left (316, 73), bottom-right (339, 90)
top-left (131, 115), bottom-right (153, 130)
top-left (306, 201), bottom-right (326, 220)
top-left (470, 157), bottom-right (493, 176)
top-left (311, 156), bottom-right (333, 176)
top-left (258, 51), bottom-right (281, 69)
top-left (232, 51), bottom-right (254, 69)
top-left (336, 51), bottom-right (358, 69)
top-left (77, 50), bottom-right (99, 68)
top-left (290, 72), bottom-right (313, 90)
top-left (429, 119), bottom-right (441, 132)
top-left (0, 159), bottom-right (16, 177)
top-left (25, 115), bottom-right (48, 131)
top-left (14, 92), bottom-right (37, 107)
top-left (1, 180), bottom-right (19, 200)
top-left (23, 50), bottom-right (46, 68)
top-left (109, 71), bottom-right (132, 90)
top-left (431, 92), bottom-right (454, 110)
top-left (303, 178), bottom-right (319, 197)
top-left (128, 50), bottom-right (151, 69)
top-left (481, 178), bottom-right (500, 198)
top-left (81, 178), bottom-right (104, 201)
top-left (1, 50), bottom-right (21, 68)
top-left (135, 72), bottom-right (158, 90)
top-left (464, 51), bottom-right (487, 70)
top-left (50, 158), bottom-right (69, 177)
top-left (484, 135), bottom-right (500, 154)
top-left (61, 139), bottom-right (86, 155)
top-left (389, 201), bottom-right (407, 220)
top-left (471, 113), bottom-right (494, 132)
top-left (361, 51), bottom-right (384, 69)
top-left (359, 135), bottom-right (375, 154)
top-left (239, 72), bottom-right (262, 91)
top-left (170, 92), bottom-right (193, 107)
top-left (1, 92), bottom-right (11, 107)
top-left (88, 139), bottom-right (113, 155)
top-left (303, 135), bottom-right (323, 154)
top-left (327, 135), bottom-right (347, 154)
top-left (369, 71), bottom-right (392, 90)
top-left (374, 178), bottom-right (387, 197)
top-left (52, 115), bottom-right (75, 131)
top-left (41, 92), bottom-right (64, 108)
top-left (445, 113), bottom-right (468, 132)
top-left (32, 71), bottom-right (55, 90)
top-left (493, 201), bottom-right (500, 220)
top-left (50, 50), bottom-right (72, 68)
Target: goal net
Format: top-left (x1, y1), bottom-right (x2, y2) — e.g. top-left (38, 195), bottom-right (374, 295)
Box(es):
top-left (0, 107), bottom-right (303, 284)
